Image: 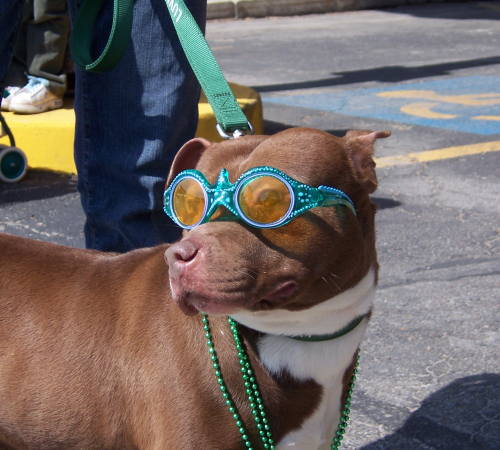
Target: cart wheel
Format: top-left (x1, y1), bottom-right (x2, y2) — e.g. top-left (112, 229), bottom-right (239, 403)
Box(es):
top-left (0, 145), bottom-right (27, 183)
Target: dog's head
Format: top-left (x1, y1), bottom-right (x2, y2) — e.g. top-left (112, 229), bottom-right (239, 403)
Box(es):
top-left (164, 128), bottom-right (389, 323)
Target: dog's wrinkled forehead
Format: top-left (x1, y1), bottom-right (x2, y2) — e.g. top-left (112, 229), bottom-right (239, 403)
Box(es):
top-left (195, 135), bottom-right (269, 184)
top-left (198, 129), bottom-right (352, 188)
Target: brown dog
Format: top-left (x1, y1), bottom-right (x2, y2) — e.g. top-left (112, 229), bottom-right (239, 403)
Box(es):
top-left (0, 127), bottom-right (389, 450)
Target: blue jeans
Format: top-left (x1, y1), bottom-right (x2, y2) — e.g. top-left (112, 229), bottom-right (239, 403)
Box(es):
top-left (1, 0), bottom-right (206, 252)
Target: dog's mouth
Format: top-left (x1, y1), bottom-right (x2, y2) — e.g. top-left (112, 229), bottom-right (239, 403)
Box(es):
top-left (172, 291), bottom-right (241, 317)
top-left (170, 276), bottom-right (299, 316)
top-left (175, 296), bottom-right (200, 316)
top-left (252, 281), bottom-right (300, 310)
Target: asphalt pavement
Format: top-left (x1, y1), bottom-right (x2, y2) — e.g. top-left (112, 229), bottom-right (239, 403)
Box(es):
top-left (1, 1), bottom-right (499, 449)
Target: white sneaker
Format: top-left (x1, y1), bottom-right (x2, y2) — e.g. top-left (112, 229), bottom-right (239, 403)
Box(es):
top-left (1, 86), bottom-right (21, 111)
top-left (9, 76), bottom-right (63, 114)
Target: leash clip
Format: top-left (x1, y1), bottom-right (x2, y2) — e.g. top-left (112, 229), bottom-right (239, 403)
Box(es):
top-left (216, 121), bottom-right (255, 140)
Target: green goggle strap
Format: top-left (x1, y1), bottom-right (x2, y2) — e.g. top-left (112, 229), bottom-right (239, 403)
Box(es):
top-left (164, 167), bottom-right (356, 229)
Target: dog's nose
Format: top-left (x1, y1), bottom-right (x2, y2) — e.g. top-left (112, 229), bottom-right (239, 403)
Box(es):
top-left (165, 240), bottom-right (200, 271)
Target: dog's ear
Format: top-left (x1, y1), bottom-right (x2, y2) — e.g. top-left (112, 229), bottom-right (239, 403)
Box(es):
top-left (166, 138), bottom-right (212, 187)
top-left (344, 130), bottom-right (391, 194)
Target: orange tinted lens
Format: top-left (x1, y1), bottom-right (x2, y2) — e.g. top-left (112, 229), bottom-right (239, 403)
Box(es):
top-left (173, 178), bottom-right (206, 226)
top-left (238, 176), bottom-right (291, 224)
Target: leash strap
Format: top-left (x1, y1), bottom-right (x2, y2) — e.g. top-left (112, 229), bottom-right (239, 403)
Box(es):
top-left (71, 0), bottom-right (133, 74)
top-left (164, 0), bottom-right (250, 135)
top-left (71, 0), bottom-right (251, 137)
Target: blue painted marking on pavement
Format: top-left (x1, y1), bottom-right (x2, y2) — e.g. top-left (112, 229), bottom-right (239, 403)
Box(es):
top-left (264, 76), bottom-right (500, 135)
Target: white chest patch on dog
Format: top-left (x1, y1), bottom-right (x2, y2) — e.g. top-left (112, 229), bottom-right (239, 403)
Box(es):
top-left (231, 269), bottom-right (376, 450)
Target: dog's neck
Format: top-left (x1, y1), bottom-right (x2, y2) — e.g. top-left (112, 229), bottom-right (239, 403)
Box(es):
top-left (229, 269), bottom-right (376, 449)
top-left (230, 268), bottom-right (375, 338)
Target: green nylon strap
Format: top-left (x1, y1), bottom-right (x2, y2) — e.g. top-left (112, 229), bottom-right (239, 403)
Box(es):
top-left (71, 0), bottom-right (133, 74)
top-left (163, 0), bottom-right (249, 133)
top-left (287, 314), bottom-right (366, 342)
top-left (71, 0), bottom-right (250, 134)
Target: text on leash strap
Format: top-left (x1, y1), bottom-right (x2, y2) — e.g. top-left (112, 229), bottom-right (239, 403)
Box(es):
top-left (166, 0), bottom-right (183, 22)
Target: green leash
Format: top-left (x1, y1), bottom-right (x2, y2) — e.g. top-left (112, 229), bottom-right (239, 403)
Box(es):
top-left (71, 0), bottom-right (252, 138)
top-left (71, 0), bottom-right (133, 74)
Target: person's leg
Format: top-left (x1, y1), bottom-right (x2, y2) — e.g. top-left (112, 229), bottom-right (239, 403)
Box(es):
top-left (68, 0), bottom-right (206, 252)
top-left (5, 0), bottom-right (69, 114)
top-left (1, 0), bottom-right (29, 111)
top-left (0, 0), bottom-right (26, 92)
top-left (27, 0), bottom-right (69, 97)
top-left (4, 0), bottom-right (31, 90)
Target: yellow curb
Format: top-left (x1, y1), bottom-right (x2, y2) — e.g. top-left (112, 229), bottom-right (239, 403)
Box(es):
top-left (0, 82), bottom-right (263, 175)
top-left (1, 102), bottom-right (76, 174)
top-left (375, 140), bottom-right (500, 168)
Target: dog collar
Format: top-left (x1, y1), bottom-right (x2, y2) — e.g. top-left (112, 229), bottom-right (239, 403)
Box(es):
top-left (285, 314), bottom-right (366, 342)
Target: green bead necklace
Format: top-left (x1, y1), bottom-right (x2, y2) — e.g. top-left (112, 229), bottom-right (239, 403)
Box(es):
top-left (201, 313), bottom-right (360, 450)
top-left (331, 351), bottom-right (359, 449)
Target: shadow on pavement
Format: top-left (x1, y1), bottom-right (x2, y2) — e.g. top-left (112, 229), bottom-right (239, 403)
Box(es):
top-left (0, 170), bottom-right (78, 205)
top-left (254, 56), bottom-right (500, 93)
top-left (371, 197), bottom-right (401, 210)
top-left (386, 1), bottom-right (500, 21)
top-left (263, 119), bottom-right (295, 135)
top-left (264, 120), bottom-right (351, 139)
top-left (361, 374), bottom-right (500, 450)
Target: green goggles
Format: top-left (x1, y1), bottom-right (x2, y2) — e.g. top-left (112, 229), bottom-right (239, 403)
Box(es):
top-left (163, 166), bottom-right (356, 230)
